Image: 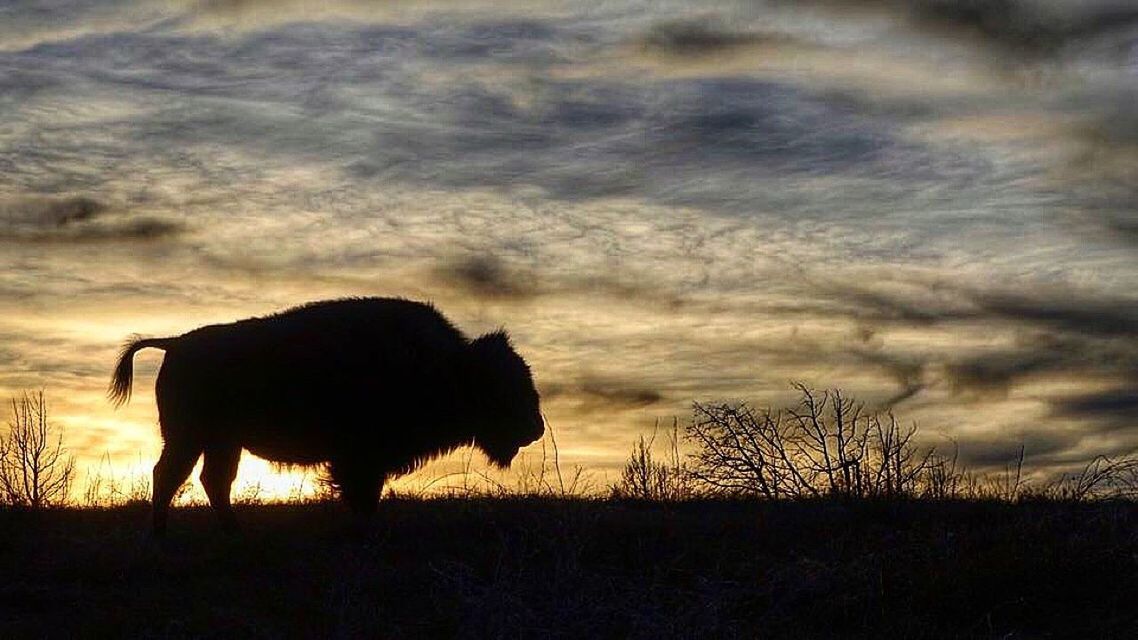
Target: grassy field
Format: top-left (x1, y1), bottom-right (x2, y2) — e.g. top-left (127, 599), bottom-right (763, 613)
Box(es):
top-left (2, 498), bottom-right (1137, 639)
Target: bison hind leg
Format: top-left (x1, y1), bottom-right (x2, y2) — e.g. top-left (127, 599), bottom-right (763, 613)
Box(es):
top-left (201, 445), bottom-right (242, 533)
top-left (329, 459), bottom-right (384, 517)
top-left (153, 440), bottom-right (202, 537)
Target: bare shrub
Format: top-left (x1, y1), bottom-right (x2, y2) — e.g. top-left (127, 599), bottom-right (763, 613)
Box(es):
top-left (612, 419), bottom-right (695, 500)
top-left (920, 445), bottom-right (964, 500)
top-left (686, 384), bottom-right (943, 499)
top-left (985, 444), bottom-right (1026, 502)
top-left (1042, 454), bottom-right (1138, 501)
top-left (81, 460), bottom-right (107, 508)
top-left (0, 391), bottom-right (76, 508)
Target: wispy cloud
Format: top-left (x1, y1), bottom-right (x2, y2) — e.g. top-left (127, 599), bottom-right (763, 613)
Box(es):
top-left (0, 196), bottom-right (184, 242)
top-left (779, 0), bottom-right (1138, 58)
top-left (0, 0), bottom-right (1134, 485)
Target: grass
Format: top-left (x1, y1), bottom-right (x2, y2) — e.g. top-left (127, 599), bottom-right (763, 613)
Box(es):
top-left (2, 497), bottom-right (1137, 639)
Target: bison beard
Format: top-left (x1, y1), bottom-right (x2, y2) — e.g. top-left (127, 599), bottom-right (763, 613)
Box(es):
top-left (109, 297), bottom-right (545, 535)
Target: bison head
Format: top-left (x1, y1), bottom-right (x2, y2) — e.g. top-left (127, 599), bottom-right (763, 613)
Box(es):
top-left (468, 331), bottom-right (544, 468)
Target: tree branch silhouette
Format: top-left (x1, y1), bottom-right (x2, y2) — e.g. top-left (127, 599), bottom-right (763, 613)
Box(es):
top-left (0, 391), bottom-right (75, 508)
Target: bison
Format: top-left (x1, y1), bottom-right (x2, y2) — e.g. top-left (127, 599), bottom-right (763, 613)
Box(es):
top-left (109, 297), bottom-right (544, 535)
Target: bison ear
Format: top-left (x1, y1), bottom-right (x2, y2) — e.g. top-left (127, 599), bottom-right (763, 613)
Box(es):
top-left (470, 330), bottom-right (520, 377)
top-left (473, 329), bottom-right (512, 352)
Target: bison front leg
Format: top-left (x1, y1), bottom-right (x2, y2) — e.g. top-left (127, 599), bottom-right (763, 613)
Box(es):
top-left (201, 445), bottom-right (242, 533)
top-left (329, 459), bottom-right (385, 518)
top-left (152, 441), bottom-right (201, 537)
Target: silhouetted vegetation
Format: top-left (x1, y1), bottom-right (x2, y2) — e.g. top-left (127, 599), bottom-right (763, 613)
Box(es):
top-left (1045, 453), bottom-right (1138, 501)
top-left (2, 498), bottom-right (1137, 638)
top-left (686, 384), bottom-right (952, 499)
top-left (0, 391), bottom-right (75, 509)
top-left (616, 384), bottom-right (1138, 504)
top-left (611, 419), bottom-right (695, 501)
top-left (80, 453), bottom-right (156, 508)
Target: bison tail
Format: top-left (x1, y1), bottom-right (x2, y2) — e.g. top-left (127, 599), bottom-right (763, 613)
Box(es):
top-left (108, 336), bottom-right (178, 407)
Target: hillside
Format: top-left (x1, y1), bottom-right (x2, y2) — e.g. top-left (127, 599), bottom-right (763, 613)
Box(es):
top-left (2, 498), bottom-right (1137, 638)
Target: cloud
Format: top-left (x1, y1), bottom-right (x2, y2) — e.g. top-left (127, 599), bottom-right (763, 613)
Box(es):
top-left (1050, 384), bottom-right (1138, 433)
top-left (1105, 215), bottom-right (1138, 244)
top-left (837, 283), bottom-right (975, 326)
top-left (433, 255), bottom-right (540, 301)
top-left (0, 196), bottom-right (106, 226)
top-left (2, 21), bottom-right (993, 224)
top-left (182, 0), bottom-right (566, 34)
top-left (578, 380), bottom-right (663, 409)
top-left (956, 430), bottom-right (1083, 468)
top-left (975, 291), bottom-right (1138, 339)
top-left (7, 5), bottom-right (1119, 254)
top-left (638, 17), bottom-right (793, 55)
top-left (835, 277), bottom-right (1138, 342)
top-left (0, 197), bottom-right (184, 242)
top-left (1066, 99), bottom-right (1138, 241)
top-left (780, 0), bottom-right (1138, 58)
top-left (0, 0), bottom-right (176, 52)
top-left (846, 347), bottom-right (928, 407)
top-left (431, 253), bottom-right (688, 308)
top-left (812, 277), bottom-right (1138, 434)
top-left (542, 376), bottom-right (664, 414)
top-left (908, 0), bottom-right (1138, 56)
top-left (942, 349), bottom-right (1064, 397)
top-left (347, 74), bottom-right (984, 219)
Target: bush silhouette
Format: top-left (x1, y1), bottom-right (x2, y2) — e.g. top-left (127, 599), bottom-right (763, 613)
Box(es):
top-left (0, 390), bottom-right (75, 508)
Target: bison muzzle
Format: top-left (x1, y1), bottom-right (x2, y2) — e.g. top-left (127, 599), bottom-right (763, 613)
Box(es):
top-left (109, 297), bottom-right (545, 535)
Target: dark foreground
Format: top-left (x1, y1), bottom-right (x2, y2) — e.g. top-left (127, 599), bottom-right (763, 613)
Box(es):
top-left (1, 499), bottom-right (1136, 639)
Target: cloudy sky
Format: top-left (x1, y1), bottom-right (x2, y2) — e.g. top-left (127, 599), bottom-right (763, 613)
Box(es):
top-left (1, 0), bottom-right (1135, 495)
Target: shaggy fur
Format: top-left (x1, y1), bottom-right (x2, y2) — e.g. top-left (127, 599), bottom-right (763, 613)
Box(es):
top-left (109, 297), bottom-right (544, 535)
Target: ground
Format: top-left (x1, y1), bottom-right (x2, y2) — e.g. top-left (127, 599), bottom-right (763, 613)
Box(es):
top-left (1, 498), bottom-right (1136, 638)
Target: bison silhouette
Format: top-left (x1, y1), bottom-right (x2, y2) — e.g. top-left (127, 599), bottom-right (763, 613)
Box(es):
top-left (109, 297), bottom-right (544, 535)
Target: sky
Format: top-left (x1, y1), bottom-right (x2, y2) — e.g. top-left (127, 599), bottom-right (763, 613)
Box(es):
top-left (1, 0), bottom-right (1136, 497)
